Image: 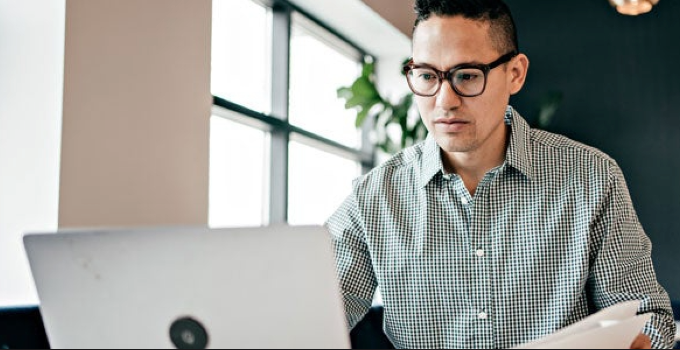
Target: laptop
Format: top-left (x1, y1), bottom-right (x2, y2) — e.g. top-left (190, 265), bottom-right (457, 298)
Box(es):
top-left (23, 225), bottom-right (350, 349)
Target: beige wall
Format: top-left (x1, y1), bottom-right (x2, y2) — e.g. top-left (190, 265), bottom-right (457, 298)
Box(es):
top-left (59, 0), bottom-right (212, 228)
top-left (361, 0), bottom-right (415, 38)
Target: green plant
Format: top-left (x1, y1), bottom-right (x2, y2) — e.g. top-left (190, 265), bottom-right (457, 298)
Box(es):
top-left (532, 90), bottom-right (564, 130)
top-left (337, 59), bottom-right (427, 155)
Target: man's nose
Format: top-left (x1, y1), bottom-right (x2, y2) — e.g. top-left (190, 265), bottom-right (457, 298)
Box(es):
top-left (435, 79), bottom-right (463, 110)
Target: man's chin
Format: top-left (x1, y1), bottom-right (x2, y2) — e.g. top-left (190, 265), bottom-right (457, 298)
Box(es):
top-left (436, 137), bottom-right (473, 154)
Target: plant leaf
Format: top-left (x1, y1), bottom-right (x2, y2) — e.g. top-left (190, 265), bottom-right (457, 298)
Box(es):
top-left (337, 87), bottom-right (353, 99)
top-left (336, 58), bottom-right (425, 154)
top-left (362, 60), bottom-right (375, 78)
top-left (537, 90), bottom-right (564, 129)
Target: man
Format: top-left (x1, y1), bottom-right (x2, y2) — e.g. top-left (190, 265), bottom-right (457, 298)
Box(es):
top-left (325, 0), bottom-right (676, 348)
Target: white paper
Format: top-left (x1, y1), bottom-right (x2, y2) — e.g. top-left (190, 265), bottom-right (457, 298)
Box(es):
top-left (514, 300), bottom-right (652, 349)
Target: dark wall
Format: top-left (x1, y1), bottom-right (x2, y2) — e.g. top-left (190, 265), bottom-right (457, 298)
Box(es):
top-left (507, 0), bottom-right (680, 300)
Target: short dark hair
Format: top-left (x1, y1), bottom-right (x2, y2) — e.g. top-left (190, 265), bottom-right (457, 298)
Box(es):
top-left (413, 0), bottom-right (519, 54)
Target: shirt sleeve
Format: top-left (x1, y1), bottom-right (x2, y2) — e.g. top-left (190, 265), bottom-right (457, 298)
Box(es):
top-left (588, 161), bottom-right (677, 349)
top-left (324, 187), bottom-right (378, 331)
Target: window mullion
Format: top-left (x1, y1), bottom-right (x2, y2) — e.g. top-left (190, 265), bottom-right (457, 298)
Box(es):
top-left (267, 2), bottom-right (292, 224)
top-left (360, 114), bottom-right (377, 174)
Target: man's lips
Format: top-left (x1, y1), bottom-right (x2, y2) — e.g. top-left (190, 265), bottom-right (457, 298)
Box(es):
top-left (434, 118), bottom-right (470, 132)
top-left (434, 118), bottom-right (469, 125)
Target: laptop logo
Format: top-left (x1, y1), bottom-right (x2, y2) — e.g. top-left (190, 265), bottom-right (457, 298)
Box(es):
top-left (169, 317), bottom-right (209, 349)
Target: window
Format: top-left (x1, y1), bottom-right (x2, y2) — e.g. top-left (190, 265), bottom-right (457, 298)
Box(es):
top-left (209, 0), bottom-right (373, 227)
top-left (209, 114), bottom-right (267, 228)
top-left (211, 0), bottom-right (271, 114)
top-left (287, 140), bottom-right (359, 225)
top-left (289, 13), bottom-right (362, 148)
top-left (0, 0), bottom-right (64, 307)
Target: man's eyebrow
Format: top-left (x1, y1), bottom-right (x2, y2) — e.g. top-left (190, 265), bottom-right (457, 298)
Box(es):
top-left (411, 60), bottom-right (483, 70)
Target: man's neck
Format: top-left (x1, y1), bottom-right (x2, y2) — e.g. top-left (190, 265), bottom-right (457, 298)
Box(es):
top-left (442, 128), bottom-right (509, 196)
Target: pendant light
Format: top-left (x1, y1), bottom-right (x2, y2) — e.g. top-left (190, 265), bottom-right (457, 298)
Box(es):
top-left (609, 0), bottom-right (659, 16)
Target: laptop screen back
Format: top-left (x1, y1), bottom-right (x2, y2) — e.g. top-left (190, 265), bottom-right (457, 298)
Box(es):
top-left (23, 225), bottom-right (350, 349)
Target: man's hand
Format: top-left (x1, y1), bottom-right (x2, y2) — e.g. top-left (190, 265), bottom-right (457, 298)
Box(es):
top-left (629, 333), bottom-right (651, 349)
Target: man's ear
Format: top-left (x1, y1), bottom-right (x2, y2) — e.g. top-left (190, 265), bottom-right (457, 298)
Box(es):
top-left (508, 53), bottom-right (529, 95)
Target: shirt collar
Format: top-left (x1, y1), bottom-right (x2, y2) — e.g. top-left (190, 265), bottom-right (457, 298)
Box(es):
top-left (505, 106), bottom-right (535, 180)
top-left (419, 105), bottom-right (534, 188)
top-left (419, 133), bottom-right (444, 187)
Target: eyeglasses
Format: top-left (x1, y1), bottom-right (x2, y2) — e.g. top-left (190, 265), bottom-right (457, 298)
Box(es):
top-left (403, 51), bottom-right (518, 97)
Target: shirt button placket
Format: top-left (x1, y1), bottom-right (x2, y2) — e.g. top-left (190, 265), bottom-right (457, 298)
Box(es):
top-left (470, 183), bottom-right (494, 348)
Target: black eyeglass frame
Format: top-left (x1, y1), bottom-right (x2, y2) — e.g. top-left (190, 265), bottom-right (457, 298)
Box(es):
top-left (403, 51), bottom-right (519, 97)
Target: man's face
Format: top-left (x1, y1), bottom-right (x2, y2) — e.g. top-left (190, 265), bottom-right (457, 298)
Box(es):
top-left (411, 15), bottom-right (522, 157)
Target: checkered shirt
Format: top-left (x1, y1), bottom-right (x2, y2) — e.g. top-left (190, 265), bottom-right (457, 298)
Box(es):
top-left (325, 106), bottom-right (676, 349)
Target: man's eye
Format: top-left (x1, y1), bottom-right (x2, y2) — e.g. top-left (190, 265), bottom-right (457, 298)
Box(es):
top-left (456, 73), bottom-right (477, 81)
top-left (419, 73), bottom-right (435, 81)
top-left (455, 71), bottom-right (482, 83)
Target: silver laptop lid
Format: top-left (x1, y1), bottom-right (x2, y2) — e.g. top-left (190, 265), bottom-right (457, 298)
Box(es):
top-left (23, 225), bottom-right (350, 349)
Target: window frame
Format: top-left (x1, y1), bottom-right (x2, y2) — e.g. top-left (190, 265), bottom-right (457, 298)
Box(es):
top-left (211, 0), bottom-right (376, 225)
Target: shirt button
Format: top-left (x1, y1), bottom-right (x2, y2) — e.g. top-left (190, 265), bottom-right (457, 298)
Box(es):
top-left (461, 197), bottom-right (469, 205)
top-left (475, 249), bottom-right (485, 257)
top-left (478, 311), bottom-right (488, 320)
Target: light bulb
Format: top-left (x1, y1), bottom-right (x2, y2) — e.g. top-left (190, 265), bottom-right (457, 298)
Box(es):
top-left (608, 0), bottom-right (659, 16)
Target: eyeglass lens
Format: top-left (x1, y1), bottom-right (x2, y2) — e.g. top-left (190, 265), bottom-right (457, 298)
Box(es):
top-left (407, 67), bottom-right (486, 97)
